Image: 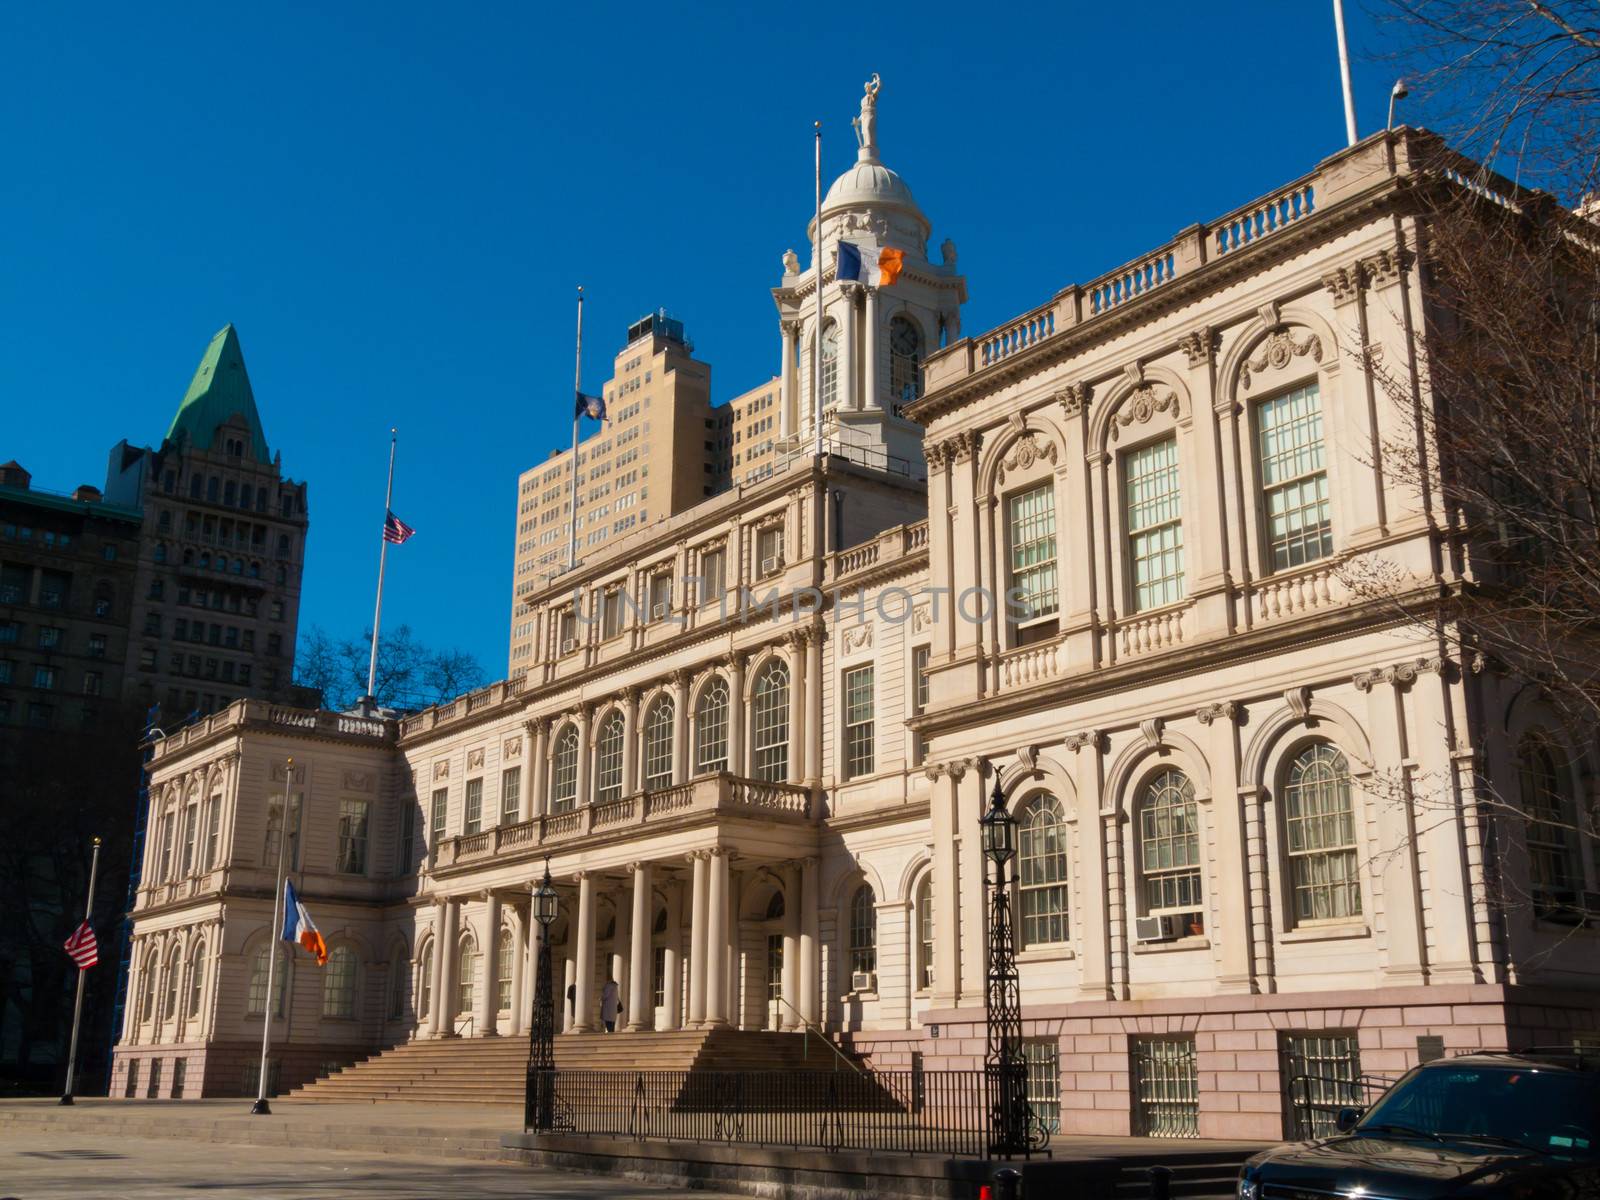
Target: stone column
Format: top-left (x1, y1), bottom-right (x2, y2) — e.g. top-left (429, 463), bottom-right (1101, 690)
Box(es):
top-left (1200, 706), bottom-right (1252, 992)
top-left (805, 629), bottom-right (823, 786)
top-left (800, 855), bottom-right (820, 1025)
top-left (479, 891), bottom-right (501, 1035)
top-left (781, 863), bottom-right (801, 1029)
top-left (1357, 670), bottom-right (1428, 985)
top-left (687, 851), bottom-right (709, 1027)
top-left (437, 898), bottom-right (459, 1036)
top-left (575, 708), bottom-right (592, 810)
top-left (426, 902), bottom-right (447, 1035)
top-left (929, 766), bottom-right (962, 1006)
top-left (704, 849), bottom-right (729, 1027)
top-left (664, 878), bottom-right (684, 1031)
top-left (863, 287), bottom-right (880, 411)
top-left (572, 872), bottom-right (597, 1032)
top-left (1410, 661), bottom-right (1477, 982)
top-left (840, 286), bottom-right (858, 410)
top-left (1067, 737), bottom-right (1112, 1001)
top-left (622, 688), bottom-right (640, 796)
top-left (780, 320), bottom-right (799, 441)
top-left (626, 862), bottom-right (654, 1030)
top-left (671, 671), bottom-right (690, 784)
top-left (530, 720), bottom-right (549, 819)
top-left (787, 637), bottom-right (806, 786)
top-left (510, 903), bottom-right (528, 1037)
top-left (561, 955), bottom-right (576, 1034)
top-left (727, 654), bottom-right (746, 776)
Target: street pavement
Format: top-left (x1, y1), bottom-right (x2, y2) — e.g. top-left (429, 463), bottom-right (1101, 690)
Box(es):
top-left (0, 1130), bottom-right (725, 1199)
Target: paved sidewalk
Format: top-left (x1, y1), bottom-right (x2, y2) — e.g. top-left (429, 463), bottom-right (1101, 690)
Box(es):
top-left (0, 1130), bottom-right (729, 1198)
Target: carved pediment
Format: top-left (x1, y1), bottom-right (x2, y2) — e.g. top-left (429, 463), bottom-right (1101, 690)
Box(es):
top-left (1241, 328), bottom-right (1323, 390)
top-left (1111, 385), bottom-right (1178, 440)
top-left (996, 434), bottom-right (1057, 484)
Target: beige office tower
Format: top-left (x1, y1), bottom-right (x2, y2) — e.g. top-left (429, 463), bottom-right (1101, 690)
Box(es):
top-left (509, 311), bottom-right (718, 679)
top-left (723, 376), bottom-right (781, 487)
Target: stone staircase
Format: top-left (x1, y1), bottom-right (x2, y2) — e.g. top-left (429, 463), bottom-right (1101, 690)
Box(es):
top-left (284, 1029), bottom-right (850, 1104)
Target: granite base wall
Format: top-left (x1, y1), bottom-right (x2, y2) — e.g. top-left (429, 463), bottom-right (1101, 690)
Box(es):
top-left (843, 983), bottom-right (1600, 1141)
top-left (109, 1041), bottom-right (371, 1099)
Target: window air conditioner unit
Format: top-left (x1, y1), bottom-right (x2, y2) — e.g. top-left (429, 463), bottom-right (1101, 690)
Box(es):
top-left (761, 556), bottom-right (781, 575)
top-left (651, 602), bottom-right (670, 620)
top-left (851, 971), bottom-right (877, 993)
top-left (560, 639), bottom-right (577, 654)
top-left (1133, 914), bottom-right (1182, 943)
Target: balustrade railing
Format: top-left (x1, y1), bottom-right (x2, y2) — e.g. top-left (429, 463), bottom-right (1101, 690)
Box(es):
top-left (1114, 603), bottom-right (1193, 658)
top-left (1212, 180), bottom-right (1316, 256)
top-left (1252, 561), bottom-right (1343, 624)
top-left (1087, 248), bottom-right (1176, 315)
top-left (979, 299), bottom-right (1061, 366)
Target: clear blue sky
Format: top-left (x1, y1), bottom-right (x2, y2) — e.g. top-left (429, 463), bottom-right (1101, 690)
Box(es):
top-left (1, 2), bottom-right (1406, 680)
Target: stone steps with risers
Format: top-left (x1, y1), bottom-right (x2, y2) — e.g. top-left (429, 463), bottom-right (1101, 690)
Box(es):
top-left (286, 1029), bottom-right (853, 1104)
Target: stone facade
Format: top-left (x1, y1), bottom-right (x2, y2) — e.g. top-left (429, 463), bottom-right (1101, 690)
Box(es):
top-left (112, 101), bottom-right (1600, 1137)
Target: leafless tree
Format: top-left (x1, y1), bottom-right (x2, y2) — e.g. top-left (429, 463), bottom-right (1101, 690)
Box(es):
top-left (293, 624), bottom-right (486, 714)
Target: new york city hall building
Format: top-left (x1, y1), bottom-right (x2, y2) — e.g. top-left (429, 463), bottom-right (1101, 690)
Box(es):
top-left (111, 103), bottom-right (1600, 1140)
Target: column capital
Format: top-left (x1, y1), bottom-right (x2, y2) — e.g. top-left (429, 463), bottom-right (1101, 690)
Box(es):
top-left (670, 668), bottom-right (692, 691)
top-left (780, 318), bottom-right (802, 337)
top-left (1353, 656), bottom-right (1446, 692)
top-left (628, 860), bottom-right (648, 875)
top-left (1196, 701), bottom-right (1241, 726)
top-left (1057, 381), bottom-right (1092, 419)
top-left (1064, 729), bottom-right (1106, 753)
top-left (1177, 326), bottom-right (1220, 367)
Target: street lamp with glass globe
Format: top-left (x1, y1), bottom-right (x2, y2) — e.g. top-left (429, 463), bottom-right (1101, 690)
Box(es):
top-left (525, 859), bottom-right (559, 1131)
top-left (980, 773), bottom-right (1038, 1156)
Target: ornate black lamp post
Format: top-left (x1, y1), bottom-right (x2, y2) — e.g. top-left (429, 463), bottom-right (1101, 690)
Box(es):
top-left (981, 774), bottom-right (1037, 1157)
top-left (525, 859), bottom-right (559, 1131)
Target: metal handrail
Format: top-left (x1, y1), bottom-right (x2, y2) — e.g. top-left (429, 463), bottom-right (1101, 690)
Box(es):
top-left (772, 994), bottom-right (863, 1076)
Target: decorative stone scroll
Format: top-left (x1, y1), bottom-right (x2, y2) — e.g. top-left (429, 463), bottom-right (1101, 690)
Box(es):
top-left (996, 435), bottom-right (1057, 483)
top-left (1111, 386), bottom-right (1179, 440)
top-left (1240, 328), bottom-right (1323, 390)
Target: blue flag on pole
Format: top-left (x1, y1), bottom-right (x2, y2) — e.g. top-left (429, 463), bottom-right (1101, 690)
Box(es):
top-left (836, 241), bottom-right (862, 282)
top-left (575, 391), bottom-right (606, 420)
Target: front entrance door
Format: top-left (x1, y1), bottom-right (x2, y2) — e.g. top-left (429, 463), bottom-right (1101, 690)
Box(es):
top-left (765, 934), bottom-right (783, 1030)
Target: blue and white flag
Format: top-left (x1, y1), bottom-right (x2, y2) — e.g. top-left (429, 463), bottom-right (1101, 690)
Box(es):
top-left (575, 391), bottom-right (606, 421)
top-left (836, 241), bottom-right (863, 283)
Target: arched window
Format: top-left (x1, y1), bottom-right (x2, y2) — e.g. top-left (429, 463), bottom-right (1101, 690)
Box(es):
top-left (1018, 796), bottom-right (1069, 947)
top-left (1519, 735), bottom-right (1581, 898)
top-left (388, 950), bottom-right (408, 1020)
top-left (643, 697), bottom-right (674, 789)
top-left (595, 711), bottom-right (625, 803)
top-left (820, 322), bottom-right (840, 410)
top-left (550, 725), bottom-right (579, 813)
top-left (765, 890), bottom-right (786, 920)
top-left (322, 946), bottom-right (358, 1018)
top-left (695, 678), bottom-right (729, 774)
top-left (751, 660), bottom-right (790, 782)
top-left (153, 542), bottom-right (167, 564)
top-left (1138, 769), bottom-right (1201, 916)
top-left (916, 875), bottom-right (935, 991)
top-left (889, 316), bottom-right (922, 404)
top-left (247, 945), bottom-right (286, 1017)
top-left (186, 941), bottom-right (205, 1019)
top-left (164, 947), bottom-right (181, 1020)
top-left (140, 950), bottom-right (159, 1022)
top-left (496, 928), bottom-right (515, 1012)
top-left (418, 942), bottom-right (434, 1018)
top-left (848, 885), bottom-right (877, 977)
top-left (455, 938), bottom-right (477, 1017)
top-left (1282, 743), bottom-right (1360, 922)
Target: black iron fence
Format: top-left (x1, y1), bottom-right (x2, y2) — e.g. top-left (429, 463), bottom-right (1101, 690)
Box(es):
top-left (543, 1068), bottom-right (990, 1158)
top-left (1285, 1072), bottom-right (1397, 1140)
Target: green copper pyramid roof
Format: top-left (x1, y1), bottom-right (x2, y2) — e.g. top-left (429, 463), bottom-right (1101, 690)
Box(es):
top-left (165, 324), bottom-right (271, 464)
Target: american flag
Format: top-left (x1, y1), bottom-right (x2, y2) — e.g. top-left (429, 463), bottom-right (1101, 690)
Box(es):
top-left (383, 510), bottom-right (416, 545)
top-left (63, 920), bottom-right (98, 969)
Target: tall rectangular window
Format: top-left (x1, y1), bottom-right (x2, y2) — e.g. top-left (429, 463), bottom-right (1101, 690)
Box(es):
top-left (1258, 382), bottom-right (1333, 570)
top-left (337, 799), bottom-right (369, 874)
top-left (464, 778), bottom-right (483, 834)
top-left (204, 798), bottom-right (221, 869)
top-left (1132, 1037), bottom-right (1200, 1138)
top-left (1283, 1032), bottom-right (1362, 1140)
top-left (501, 767), bottom-right (521, 822)
top-left (757, 527), bottom-right (783, 575)
top-left (648, 574), bottom-right (672, 621)
top-left (430, 788), bottom-right (448, 844)
top-left (600, 590), bottom-right (623, 639)
top-left (1024, 1041), bottom-right (1062, 1134)
top-left (263, 797), bottom-right (300, 870)
top-left (913, 646), bottom-right (931, 713)
top-left (397, 799), bottom-right (415, 873)
top-left (181, 803), bottom-right (198, 875)
top-left (699, 549), bottom-right (724, 602)
top-left (558, 609), bottom-right (577, 652)
top-left (843, 665), bottom-right (875, 779)
top-left (1008, 484), bottom-right (1058, 624)
top-left (1124, 437), bottom-right (1185, 611)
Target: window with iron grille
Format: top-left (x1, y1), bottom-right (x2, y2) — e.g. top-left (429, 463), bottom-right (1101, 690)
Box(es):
top-left (125, 1060), bottom-right (139, 1098)
top-left (1283, 743), bottom-right (1361, 922)
top-left (595, 711), bottom-right (625, 802)
top-left (463, 779), bottom-right (483, 834)
top-left (551, 725), bottom-right (579, 812)
top-left (1024, 1040), bottom-right (1061, 1133)
top-left (1125, 436), bottom-right (1185, 611)
top-left (1519, 735), bottom-right (1582, 899)
top-left (1139, 769), bottom-right (1201, 915)
top-left (1257, 383), bottom-right (1332, 571)
top-left (501, 767), bottom-right (521, 822)
top-left (337, 799), bottom-right (369, 874)
top-left (849, 885), bottom-right (877, 977)
top-left (752, 660), bottom-right (790, 782)
top-left (843, 665), bottom-right (875, 779)
top-left (1008, 484), bottom-right (1059, 621)
top-left (1018, 795), bottom-right (1069, 946)
top-left (430, 789), bottom-right (448, 843)
top-left (1132, 1037), bottom-right (1199, 1137)
top-left (643, 698), bottom-right (674, 789)
top-left (695, 678), bottom-right (729, 773)
top-left (1283, 1032), bottom-right (1362, 1140)
top-left (147, 1058), bottom-right (162, 1098)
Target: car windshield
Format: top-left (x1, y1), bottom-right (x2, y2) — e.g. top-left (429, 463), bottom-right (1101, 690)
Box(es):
top-left (1360, 1063), bottom-right (1599, 1157)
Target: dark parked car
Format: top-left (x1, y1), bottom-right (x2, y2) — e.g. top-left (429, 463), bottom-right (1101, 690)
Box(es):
top-left (1238, 1053), bottom-right (1600, 1200)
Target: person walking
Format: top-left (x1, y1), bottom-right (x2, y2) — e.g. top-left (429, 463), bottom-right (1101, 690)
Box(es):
top-left (600, 978), bottom-right (621, 1033)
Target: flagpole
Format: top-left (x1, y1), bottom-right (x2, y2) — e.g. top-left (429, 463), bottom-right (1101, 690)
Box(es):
top-left (58, 836), bottom-right (102, 1106)
top-left (813, 120), bottom-right (824, 461)
top-left (251, 757), bottom-right (294, 1116)
top-left (362, 431), bottom-right (398, 714)
top-left (1333, 0), bottom-right (1358, 146)
top-left (567, 287), bottom-right (584, 573)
